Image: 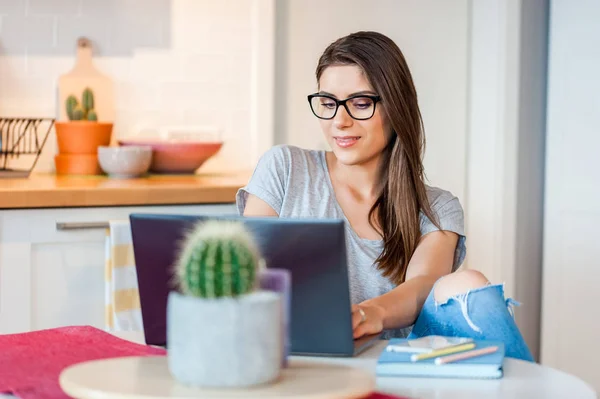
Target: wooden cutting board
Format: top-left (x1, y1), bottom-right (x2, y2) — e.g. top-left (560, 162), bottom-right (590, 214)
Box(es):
top-left (57, 37), bottom-right (115, 124)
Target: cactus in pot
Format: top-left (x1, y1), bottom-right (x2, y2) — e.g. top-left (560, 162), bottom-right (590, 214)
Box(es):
top-left (65, 87), bottom-right (98, 121)
top-left (167, 219), bottom-right (283, 388)
top-left (174, 220), bottom-right (260, 298)
top-left (55, 82), bottom-right (113, 161)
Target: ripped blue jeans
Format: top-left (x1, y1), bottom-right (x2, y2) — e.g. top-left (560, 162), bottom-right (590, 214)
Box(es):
top-left (407, 283), bottom-right (534, 362)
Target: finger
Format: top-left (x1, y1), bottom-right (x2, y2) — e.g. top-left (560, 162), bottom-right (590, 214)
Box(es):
top-left (351, 309), bottom-right (362, 329)
top-left (354, 320), bottom-right (380, 339)
top-left (353, 322), bottom-right (370, 339)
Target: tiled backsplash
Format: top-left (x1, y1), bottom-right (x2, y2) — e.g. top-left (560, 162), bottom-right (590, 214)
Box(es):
top-left (0, 0), bottom-right (258, 173)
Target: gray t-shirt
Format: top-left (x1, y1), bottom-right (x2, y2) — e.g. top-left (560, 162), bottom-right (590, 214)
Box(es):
top-left (236, 144), bottom-right (466, 337)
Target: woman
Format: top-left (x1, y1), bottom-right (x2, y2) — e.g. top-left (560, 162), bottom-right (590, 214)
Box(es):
top-left (236, 31), bottom-right (533, 361)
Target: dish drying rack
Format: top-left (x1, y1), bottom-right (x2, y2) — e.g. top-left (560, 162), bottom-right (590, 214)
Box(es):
top-left (0, 117), bottom-right (55, 178)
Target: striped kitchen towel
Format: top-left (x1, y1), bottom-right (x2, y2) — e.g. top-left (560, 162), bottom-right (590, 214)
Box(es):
top-left (104, 220), bottom-right (143, 331)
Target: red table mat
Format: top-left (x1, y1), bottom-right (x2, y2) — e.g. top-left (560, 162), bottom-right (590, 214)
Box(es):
top-left (0, 325), bottom-right (166, 399)
top-left (0, 325), bottom-right (410, 399)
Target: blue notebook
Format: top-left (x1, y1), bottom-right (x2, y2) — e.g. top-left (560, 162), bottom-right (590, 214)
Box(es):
top-left (376, 338), bottom-right (505, 379)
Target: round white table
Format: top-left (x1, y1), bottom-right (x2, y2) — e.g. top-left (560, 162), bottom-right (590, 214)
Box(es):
top-left (100, 332), bottom-right (596, 399)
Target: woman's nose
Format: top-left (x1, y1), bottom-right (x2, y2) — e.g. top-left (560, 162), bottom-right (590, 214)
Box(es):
top-left (333, 105), bottom-right (353, 129)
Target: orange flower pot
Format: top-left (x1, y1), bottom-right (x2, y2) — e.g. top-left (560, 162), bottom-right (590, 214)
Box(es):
top-left (54, 154), bottom-right (103, 175)
top-left (55, 121), bottom-right (113, 154)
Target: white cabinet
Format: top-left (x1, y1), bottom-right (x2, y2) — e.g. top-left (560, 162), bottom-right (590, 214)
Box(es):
top-left (0, 203), bottom-right (237, 334)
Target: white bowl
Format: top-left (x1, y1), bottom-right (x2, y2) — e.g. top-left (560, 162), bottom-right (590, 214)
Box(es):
top-left (98, 145), bottom-right (152, 178)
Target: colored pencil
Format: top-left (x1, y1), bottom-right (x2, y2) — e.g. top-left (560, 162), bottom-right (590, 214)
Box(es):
top-left (434, 345), bottom-right (499, 365)
top-left (410, 342), bottom-right (476, 362)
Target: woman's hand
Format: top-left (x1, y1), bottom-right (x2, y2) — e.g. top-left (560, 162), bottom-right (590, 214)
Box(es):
top-left (351, 303), bottom-right (385, 339)
top-left (350, 231), bottom-right (458, 336)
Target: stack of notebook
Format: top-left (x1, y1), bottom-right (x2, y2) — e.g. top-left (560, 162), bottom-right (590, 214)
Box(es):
top-left (376, 335), bottom-right (505, 379)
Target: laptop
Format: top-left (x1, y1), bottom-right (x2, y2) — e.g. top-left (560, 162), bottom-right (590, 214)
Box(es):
top-left (129, 213), bottom-right (381, 357)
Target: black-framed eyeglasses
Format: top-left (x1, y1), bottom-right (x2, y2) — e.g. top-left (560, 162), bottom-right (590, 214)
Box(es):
top-left (307, 93), bottom-right (382, 120)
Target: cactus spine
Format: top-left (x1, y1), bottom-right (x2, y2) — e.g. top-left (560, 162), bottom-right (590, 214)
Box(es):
top-left (175, 220), bottom-right (261, 298)
top-left (66, 87), bottom-right (97, 121)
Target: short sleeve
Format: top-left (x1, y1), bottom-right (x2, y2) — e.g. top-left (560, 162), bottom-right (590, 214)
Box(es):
top-left (420, 190), bottom-right (466, 271)
top-left (236, 145), bottom-right (290, 216)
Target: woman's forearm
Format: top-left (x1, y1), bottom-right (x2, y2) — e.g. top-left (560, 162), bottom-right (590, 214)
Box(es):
top-left (361, 274), bottom-right (439, 330)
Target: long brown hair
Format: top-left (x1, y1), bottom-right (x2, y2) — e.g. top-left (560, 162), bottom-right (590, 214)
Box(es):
top-left (316, 31), bottom-right (440, 285)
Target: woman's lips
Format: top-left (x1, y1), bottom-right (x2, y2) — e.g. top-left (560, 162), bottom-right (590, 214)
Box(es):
top-left (333, 136), bottom-right (361, 148)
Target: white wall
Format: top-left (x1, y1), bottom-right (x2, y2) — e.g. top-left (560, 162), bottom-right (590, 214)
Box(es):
top-left (542, 0), bottom-right (600, 391)
top-left (275, 0), bottom-right (469, 203)
top-left (0, 0), bottom-right (273, 174)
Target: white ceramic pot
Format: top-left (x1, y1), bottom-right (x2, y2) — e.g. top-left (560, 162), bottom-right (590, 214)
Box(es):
top-left (167, 290), bottom-right (283, 388)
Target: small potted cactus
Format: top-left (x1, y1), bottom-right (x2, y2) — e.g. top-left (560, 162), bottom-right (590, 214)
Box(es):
top-left (66, 87), bottom-right (99, 122)
top-left (55, 87), bottom-right (113, 155)
top-left (167, 219), bottom-right (284, 388)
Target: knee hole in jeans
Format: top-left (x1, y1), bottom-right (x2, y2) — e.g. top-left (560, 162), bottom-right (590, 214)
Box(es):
top-left (433, 269), bottom-right (490, 304)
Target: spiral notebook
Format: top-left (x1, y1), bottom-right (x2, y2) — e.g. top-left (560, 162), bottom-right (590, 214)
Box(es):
top-left (376, 338), bottom-right (505, 379)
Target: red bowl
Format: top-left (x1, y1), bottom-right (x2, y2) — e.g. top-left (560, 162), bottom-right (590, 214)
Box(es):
top-left (117, 139), bottom-right (223, 174)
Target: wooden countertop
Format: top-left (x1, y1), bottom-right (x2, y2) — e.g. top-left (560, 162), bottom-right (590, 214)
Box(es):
top-left (0, 171), bottom-right (253, 209)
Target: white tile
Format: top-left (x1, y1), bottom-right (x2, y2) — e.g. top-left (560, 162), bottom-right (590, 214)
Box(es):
top-left (80, 0), bottom-right (170, 56)
top-left (171, 0), bottom-right (243, 23)
top-left (202, 27), bottom-right (252, 54)
top-left (0, 55), bottom-right (28, 78)
top-left (159, 81), bottom-right (231, 107)
top-left (113, 108), bottom-right (186, 139)
top-left (28, 0), bottom-right (81, 16)
top-left (25, 16), bottom-right (57, 53)
top-left (26, 55), bottom-right (72, 79)
top-left (230, 53), bottom-right (252, 78)
top-left (129, 49), bottom-right (182, 82)
top-left (180, 0), bottom-right (252, 28)
top-left (228, 107), bottom-right (251, 139)
top-left (0, 15), bottom-right (27, 54)
top-left (182, 108), bottom-right (230, 134)
top-left (183, 53), bottom-right (231, 83)
top-left (116, 81), bottom-right (160, 110)
top-left (56, 15), bottom-right (110, 55)
top-left (0, 72), bottom-right (54, 102)
top-left (106, 14), bottom-right (165, 55)
top-left (230, 54), bottom-right (252, 102)
top-left (171, 1), bottom-right (252, 53)
top-left (80, 0), bottom-right (118, 18)
top-left (0, 105), bottom-right (55, 119)
top-left (93, 57), bottom-right (132, 81)
top-left (0, 0), bottom-right (26, 16)
top-left (169, 10), bottom-right (211, 53)
top-left (111, 109), bottom-right (158, 140)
